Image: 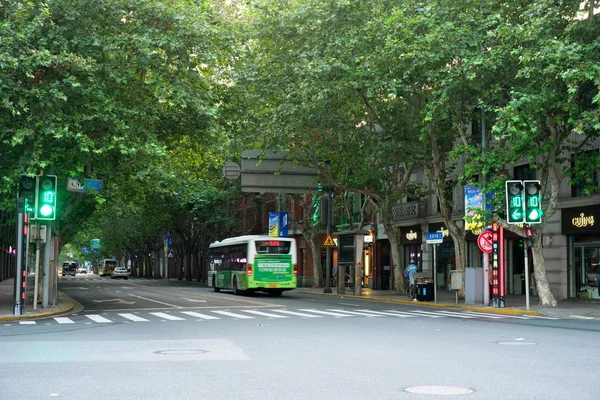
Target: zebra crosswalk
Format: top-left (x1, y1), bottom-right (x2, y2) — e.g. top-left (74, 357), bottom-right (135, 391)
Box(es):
top-left (6, 307), bottom-right (558, 327)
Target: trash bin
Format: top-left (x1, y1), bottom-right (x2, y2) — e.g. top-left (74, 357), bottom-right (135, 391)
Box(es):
top-left (416, 277), bottom-right (434, 301)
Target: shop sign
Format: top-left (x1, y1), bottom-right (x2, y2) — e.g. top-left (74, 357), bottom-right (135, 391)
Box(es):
top-left (561, 205), bottom-right (600, 235)
top-left (400, 225), bottom-right (421, 244)
top-left (572, 213), bottom-right (594, 228)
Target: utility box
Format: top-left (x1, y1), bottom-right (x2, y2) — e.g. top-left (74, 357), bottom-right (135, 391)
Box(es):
top-left (450, 270), bottom-right (463, 290)
top-left (465, 267), bottom-right (483, 305)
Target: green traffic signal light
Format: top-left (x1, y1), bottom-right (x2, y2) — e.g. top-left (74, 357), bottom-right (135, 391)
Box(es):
top-left (524, 180), bottom-right (543, 224)
top-left (36, 175), bottom-right (57, 221)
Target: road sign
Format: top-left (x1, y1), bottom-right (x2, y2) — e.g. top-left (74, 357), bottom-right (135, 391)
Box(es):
top-left (477, 231), bottom-right (493, 253)
top-left (66, 178), bottom-right (104, 193)
top-left (323, 235), bottom-right (336, 247)
top-left (425, 232), bottom-right (443, 244)
top-left (167, 250), bottom-right (175, 258)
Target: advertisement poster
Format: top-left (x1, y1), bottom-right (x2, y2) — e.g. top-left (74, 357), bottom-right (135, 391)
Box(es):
top-left (269, 212), bottom-right (279, 237)
top-left (269, 212), bottom-right (289, 237)
top-left (464, 186), bottom-right (483, 232)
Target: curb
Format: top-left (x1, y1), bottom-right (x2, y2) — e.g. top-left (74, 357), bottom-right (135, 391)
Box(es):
top-left (295, 291), bottom-right (542, 316)
top-left (0, 291), bottom-right (75, 323)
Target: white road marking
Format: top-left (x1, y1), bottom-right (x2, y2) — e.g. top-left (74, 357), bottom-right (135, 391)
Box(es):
top-left (180, 311), bottom-right (220, 320)
top-left (461, 311), bottom-right (531, 320)
top-left (211, 311), bottom-right (255, 319)
top-left (458, 311), bottom-right (504, 319)
top-left (433, 311), bottom-right (477, 319)
top-left (54, 317), bottom-right (75, 324)
top-left (269, 310), bottom-right (322, 318)
top-left (128, 294), bottom-right (182, 308)
top-left (239, 310), bottom-right (289, 318)
top-left (297, 309), bottom-right (352, 317)
top-left (86, 314), bottom-right (112, 323)
top-left (119, 313), bottom-right (149, 322)
top-left (405, 310), bottom-right (445, 318)
top-left (180, 298), bottom-right (207, 303)
top-left (150, 312), bottom-right (185, 321)
top-left (358, 309), bottom-right (417, 318)
top-left (326, 309), bottom-right (383, 317)
top-left (19, 321), bottom-right (36, 325)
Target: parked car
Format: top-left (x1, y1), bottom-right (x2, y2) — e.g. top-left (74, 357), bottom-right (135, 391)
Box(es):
top-left (62, 262), bottom-right (77, 277)
top-left (111, 267), bottom-right (129, 279)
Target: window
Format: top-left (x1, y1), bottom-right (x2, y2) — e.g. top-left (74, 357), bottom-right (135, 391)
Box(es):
top-left (571, 151), bottom-right (599, 197)
top-left (513, 164), bottom-right (536, 181)
top-left (437, 183), bottom-right (454, 213)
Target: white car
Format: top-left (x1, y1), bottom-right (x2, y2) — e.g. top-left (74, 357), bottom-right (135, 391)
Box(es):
top-left (111, 267), bottom-right (129, 279)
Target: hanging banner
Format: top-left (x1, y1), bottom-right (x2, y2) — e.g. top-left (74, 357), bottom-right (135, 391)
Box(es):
top-left (269, 212), bottom-right (289, 237)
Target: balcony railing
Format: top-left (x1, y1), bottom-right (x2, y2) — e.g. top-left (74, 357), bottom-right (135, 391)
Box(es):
top-left (391, 201), bottom-right (428, 222)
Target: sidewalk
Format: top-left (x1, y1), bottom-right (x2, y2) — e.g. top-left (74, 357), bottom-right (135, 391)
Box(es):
top-left (2, 275), bottom-right (600, 322)
top-left (294, 286), bottom-right (600, 320)
top-left (0, 274), bottom-right (74, 323)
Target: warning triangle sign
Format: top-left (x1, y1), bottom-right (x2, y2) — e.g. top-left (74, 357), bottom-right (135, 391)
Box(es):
top-left (323, 235), bottom-right (336, 247)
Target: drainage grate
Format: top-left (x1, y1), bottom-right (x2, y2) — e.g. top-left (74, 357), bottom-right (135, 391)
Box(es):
top-left (404, 386), bottom-right (474, 395)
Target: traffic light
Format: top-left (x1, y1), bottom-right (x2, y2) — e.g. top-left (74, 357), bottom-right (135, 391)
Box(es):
top-left (505, 180), bottom-right (524, 224)
top-left (524, 180), bottom-right (543, 224)
top-left (18, 175), bottom-right (36, 213)
top-left (35, 175), bottom-right (57, 220)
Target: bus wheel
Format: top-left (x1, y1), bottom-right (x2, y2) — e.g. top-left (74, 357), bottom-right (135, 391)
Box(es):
top-left (213, 277), bottom-right (220, 292)
top-left (232, 277), bottom-right (239, 295)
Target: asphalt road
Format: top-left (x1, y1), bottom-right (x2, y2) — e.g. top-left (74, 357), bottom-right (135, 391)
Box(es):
top-left (1, 275), bottom-right (598, 399)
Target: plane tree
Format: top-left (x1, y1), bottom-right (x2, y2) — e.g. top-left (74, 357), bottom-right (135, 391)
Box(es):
top-left (236, 0), bottom-right (431, 292)
top-left (0, 0), bottom-right (222, 243)
top-left (470, 0), bottom-right (600, 305)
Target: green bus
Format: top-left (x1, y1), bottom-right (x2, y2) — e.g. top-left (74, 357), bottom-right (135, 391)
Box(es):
top-left (208, 235), bottom-right (297, 296)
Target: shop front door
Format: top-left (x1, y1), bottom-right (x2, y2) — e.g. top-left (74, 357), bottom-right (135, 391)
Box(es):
top-left (573, 243), bottom-right (600, 299)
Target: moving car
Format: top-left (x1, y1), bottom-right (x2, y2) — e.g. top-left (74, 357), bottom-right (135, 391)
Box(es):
top-left (62, 262), bottom-right (77, 277)
top-left (111, 267), bottom-right (129, 279)
top-left (77, 266), bottom-right (87, 274)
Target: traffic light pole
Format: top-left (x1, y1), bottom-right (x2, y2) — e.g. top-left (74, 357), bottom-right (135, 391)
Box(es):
top-left (42, 221), bottom-right (51, 308)
top-left (323, 193), bottom-right (332, 294)
top-left (13, 198), bottom-right (25, 315)
top-left (524, 242), bottom-right (530, 310)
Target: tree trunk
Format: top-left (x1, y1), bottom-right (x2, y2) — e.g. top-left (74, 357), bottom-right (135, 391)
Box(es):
top-left (307, 238), bottom-right (323, 288)
top-left (532, 234), bottom-right (558, 306)
top-left (381, 204), bottom-right (405, 294)
top-left (447, 223), bottom-right (467, 298)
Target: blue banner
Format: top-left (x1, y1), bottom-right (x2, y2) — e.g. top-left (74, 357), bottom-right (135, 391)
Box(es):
top-left (279, 212), bottom-right (289, 237)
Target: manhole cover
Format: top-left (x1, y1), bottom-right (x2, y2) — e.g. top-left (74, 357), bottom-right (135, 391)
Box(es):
top-left (154, 349), bottom-right (209, 356)
top-left (405, 386), bottom-right (474, 395)
top-left (496, 341), bottom-right (537, 346)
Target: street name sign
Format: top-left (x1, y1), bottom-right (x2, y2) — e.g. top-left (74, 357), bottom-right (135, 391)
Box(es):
top-left (425, 232), bottom-right (443, 244)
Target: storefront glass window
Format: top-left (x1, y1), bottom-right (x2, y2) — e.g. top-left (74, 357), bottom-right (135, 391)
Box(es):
top-left (574, 238), bottom-right (600, 299)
